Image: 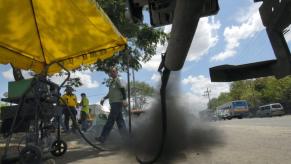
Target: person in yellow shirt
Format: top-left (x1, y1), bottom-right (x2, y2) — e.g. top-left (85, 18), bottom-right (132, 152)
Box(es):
top-left (61, 86), bottom-right (78, 133)
top-left (79, 93), bottom-right (90, 132)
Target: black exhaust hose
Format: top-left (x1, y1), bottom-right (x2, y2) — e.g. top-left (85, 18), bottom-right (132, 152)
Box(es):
top-left (136, 68), bottom-right (171, 164)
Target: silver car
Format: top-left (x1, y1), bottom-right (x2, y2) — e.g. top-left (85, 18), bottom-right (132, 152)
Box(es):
top-left (257, 103), bottom-right (285, 117)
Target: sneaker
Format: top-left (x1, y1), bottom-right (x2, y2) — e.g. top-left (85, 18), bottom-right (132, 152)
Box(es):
top-left (95, 136), bottom-right (105, 143)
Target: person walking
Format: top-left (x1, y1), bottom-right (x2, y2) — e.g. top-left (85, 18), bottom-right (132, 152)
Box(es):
top-left (96, 67), bottom-right (127, 143)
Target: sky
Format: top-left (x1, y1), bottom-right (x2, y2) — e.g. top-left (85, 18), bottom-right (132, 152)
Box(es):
top-left (1, 0), bottom-right (291, 111)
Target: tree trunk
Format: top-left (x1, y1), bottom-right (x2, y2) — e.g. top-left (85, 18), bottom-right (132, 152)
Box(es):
top-left (11, 64), bottom-right (24, 81)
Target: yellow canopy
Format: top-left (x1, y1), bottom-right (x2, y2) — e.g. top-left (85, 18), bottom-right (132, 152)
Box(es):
top-left (0, 0), bottom-right (127, 74)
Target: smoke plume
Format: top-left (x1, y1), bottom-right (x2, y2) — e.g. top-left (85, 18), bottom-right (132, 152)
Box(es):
top-left (131, 72), bottom-right (224, 163)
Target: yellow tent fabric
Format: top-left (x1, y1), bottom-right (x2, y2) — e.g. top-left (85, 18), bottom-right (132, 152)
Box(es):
top-left (0, 0), bottom-right (127, 74)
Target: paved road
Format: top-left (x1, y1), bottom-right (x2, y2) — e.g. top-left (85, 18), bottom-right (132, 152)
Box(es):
top-left (193, 116), bottom-right (291, 164)
top-left (54, 115), bottom-right (291, 164)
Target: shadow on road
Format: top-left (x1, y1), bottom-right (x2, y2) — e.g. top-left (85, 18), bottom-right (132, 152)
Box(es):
top-left (54, 147), bottom-right (117, 163)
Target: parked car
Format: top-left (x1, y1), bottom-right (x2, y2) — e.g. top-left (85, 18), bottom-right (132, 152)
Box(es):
top-left (256, 103), bottom-right (285, 117)
top-left (199, 109), bottom-right (217, 121)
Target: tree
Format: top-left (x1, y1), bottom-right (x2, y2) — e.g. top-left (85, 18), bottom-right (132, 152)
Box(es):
top-left (0, 102), bottom-right (8, 107)
top-left (208, 92), bottom-right (231, 110)
top-left (130, 81), bottom-right (155, 110)
top-left (0, 101), bottom-right (9, 116)
top-left (209, 76), bottom-right (291, 111)
top-left (92, 0), bottom-right (168, 72)
top-left (229, 80), bottom-right (249, 100)
top-left (131, 81), bottom-right (155, 96)
top-left (278, 77), bottom-right (291, 102)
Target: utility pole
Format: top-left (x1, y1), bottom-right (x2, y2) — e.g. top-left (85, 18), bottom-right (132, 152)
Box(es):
top-left (132, 69), bottom-right (137, 109)
top-left (203, 88), bottom-right (211, 109)
top-left (126, 54), bottom-right (132, 133)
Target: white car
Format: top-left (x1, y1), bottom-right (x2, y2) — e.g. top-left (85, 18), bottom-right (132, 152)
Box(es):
top-left (257, 103), bottom-right (285, 117)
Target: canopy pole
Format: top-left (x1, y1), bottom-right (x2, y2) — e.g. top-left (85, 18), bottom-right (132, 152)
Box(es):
top-left (30, 0), bottom-right (47, 64)
top-left (132, 69), bottom-right (137, 109)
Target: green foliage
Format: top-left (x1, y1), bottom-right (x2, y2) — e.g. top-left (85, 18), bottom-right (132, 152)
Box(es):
top-left (209, 76), bottom-right (291, 110)
top-left (0, 102), bottom-right (8, 116)
top-left (130, 81), bottom-right (155, 109)
top-left (130, 81), bottom-right (155, 97)
top-left (0, 102), bottom-right (8, 108)
top-left (101, 78), bottom-right (155, 97)
top-left (66, 77), bottom-right (82, 87)
top-left (50, 72), bottom-right (82, 88)
top-left (208, 92), bottom-right (231, 110)
top-left (92, 0), bottom-right (168, 71)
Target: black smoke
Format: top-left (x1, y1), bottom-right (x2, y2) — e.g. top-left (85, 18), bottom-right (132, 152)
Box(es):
top-left (131, 72), bottom-right (224, 163)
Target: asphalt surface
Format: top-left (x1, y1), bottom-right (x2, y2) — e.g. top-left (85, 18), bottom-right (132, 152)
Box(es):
top-left (194, 115), bottom-right (291, 164)
top-left (51, 115), bottom-right (291, 164)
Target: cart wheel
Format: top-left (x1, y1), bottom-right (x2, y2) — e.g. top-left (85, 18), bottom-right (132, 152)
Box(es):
top-left (19, 145), bottom-right (42, 164)
top-left (50, 140), bottom-right (67, 157)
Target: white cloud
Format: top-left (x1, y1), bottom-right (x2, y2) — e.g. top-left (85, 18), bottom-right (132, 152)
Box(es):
top-left (2, 69), bottom-right (14, 81)
top-left (285, 32), bottom-right (291, 42)
top-left (73, 71), bottom-right (99, 88)
top-left (163, 24), bottom-right (172, 33)
top-left (187, 17), bottom-right (220, 61)
top-left (142, 17), bottom-right (220, 71)
top-left (151, 73), bottom-right (160, 82)
top-left (142, 26), bottom-right (170, 71)
top-left (211, 3), bottom-right (264, 61)
top-left (235, 3), bottom-right (261, 23)
top-left (142, 53), bottom-right (164, 71)
top-left (284, 25), bottom-right (291, 42)
top-left (2, 69), bottom-right (32, 81)
top-left (50, 70), bottom-right (99, 89)
top-left (182, 75), bottom-right (230, 110)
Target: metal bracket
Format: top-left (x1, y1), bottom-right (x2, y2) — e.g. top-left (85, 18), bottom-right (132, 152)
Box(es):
top-left (210, 0), bottom-right (291, 82)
